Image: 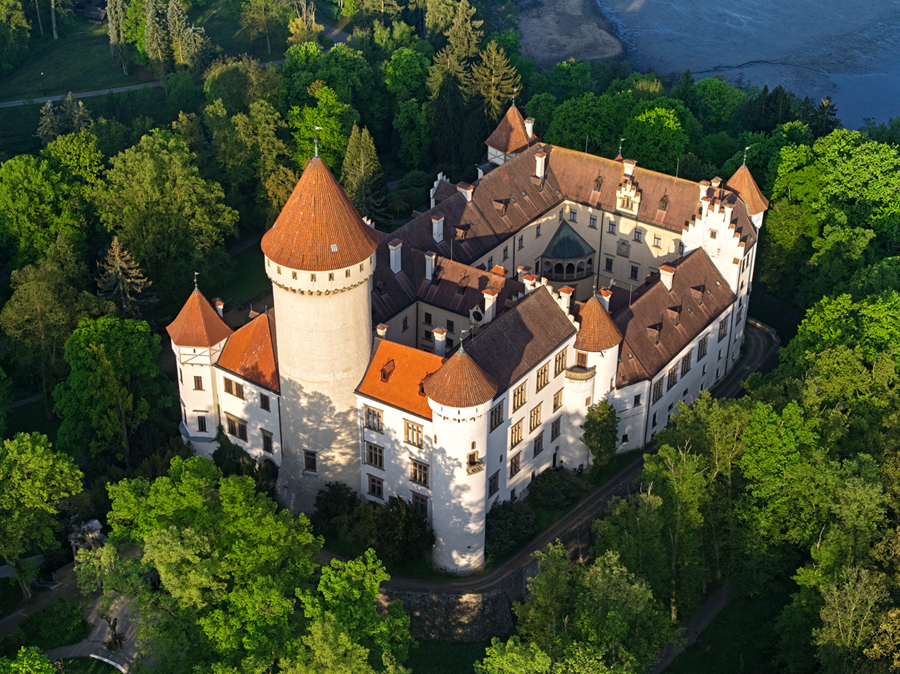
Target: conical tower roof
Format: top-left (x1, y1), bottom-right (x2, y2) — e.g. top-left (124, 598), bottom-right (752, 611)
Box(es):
top-left (424, 344), bottom-right (497, 408)
top-left (166, 290), bottom-right (233, 348)
top-left (262, 157), bottom-right (379, 272)
top-left (726, 165), bottom-right (769, 216)
top-left (575, 296), bottom-right (623, 353)
top-left (485, 105), bottom-right (535, 155)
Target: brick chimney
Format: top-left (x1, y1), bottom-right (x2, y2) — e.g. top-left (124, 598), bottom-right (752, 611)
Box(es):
top-left (483, 287), bottom-right (500, 323)
top-left (431, 212), bottom-right (444, 244)
top-left (516, 265), bottom-right (532, 281)
top-left (214, 298), bottom-right (224, 318)
top-left (535, 151), bottom-right (547, 180)
top-left (596, 287), bottom-right (612, 312)
top-left (425, 251), bottom-right (436, 281)
top-left (659, 263), bottom-right (676, 292)
top-left (389, 238), bottom-right (402, 275)
top-left (623, 159), bottom-right (636, 177)
top-left (457, 183), bottom-right (474, 202)
top-left (557, 287), bottom-right (575, 315)
top-left (525, 117), bottom-right (535, 139)
top-left (433, 327), bottom-right (447, 357)
top-left (376, 323), bottom-right (388, 338)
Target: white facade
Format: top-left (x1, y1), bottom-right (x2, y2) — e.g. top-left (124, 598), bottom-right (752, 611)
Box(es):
top-left (215, 367), bottom-right (283, 467)
top-left (173, 339), bottom-right (226, 456)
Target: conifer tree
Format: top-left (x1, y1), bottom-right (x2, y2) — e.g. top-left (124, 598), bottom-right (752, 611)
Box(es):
top-left (167, 0), bottom-right (188, 67)
top-left (108, 0), bottom-right (129, 74)
top-left (97, 236), bottom-right (157, 319)
top-left (144, 0), bottom-right (171, 84)
top-left (425, 46), bottom-right (467, 99)
top-left (428, 69), bottom-right (468, 168)
top-left (340, 125), bottom-right (391, 230)
top-left (424, 0), bottom-right (454, 40)
top-left (471, 40), bottom-right (520, 121)
top-left (444, 0), bottom-right (482, 63)
top-left (36, 94), bottom-right (92, 144)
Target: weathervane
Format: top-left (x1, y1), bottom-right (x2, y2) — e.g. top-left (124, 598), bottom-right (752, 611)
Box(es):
top-left (618, 137), bottom-right (625, 156)
top-left (193, 271), bottom-right (198, 290)
top-left (742, 144), bottom-right (756, 166)
top-left (459, 328), bottom-right (468, 353)
top-left (313, 125), bottom-right (322, 158)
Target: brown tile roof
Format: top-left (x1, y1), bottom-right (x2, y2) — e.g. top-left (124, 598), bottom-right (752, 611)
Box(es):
top-left (485, 105), bottom-right (538, 155)
top-left (432, 180), bottom-right (457, 206)
top-left (261, 157), bottom-right (379, 272)
top-left (419, 256), bottom-right (524, 318)
top-left (166, 290), bottom-right (233, 348)
top-left (463, 286), bottom-right (576, 393)
top-left (424, 343), bottom-right (497, 408)
top-left (216, 310), bottom-right (279, 393)
top-left (358, 339), bottom-right (444, 418)
top-left (610, 248), bottom-right (734, 386)
top-left (726, 165), bottom-right (769, 216)
top-left (574, 296), bottom-right (623, 352)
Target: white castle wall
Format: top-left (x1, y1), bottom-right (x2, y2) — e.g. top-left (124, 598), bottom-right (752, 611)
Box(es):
top-left (214, 367), bottom-right (283, 467)
top-left (173, 340), bottom-right (226, 457)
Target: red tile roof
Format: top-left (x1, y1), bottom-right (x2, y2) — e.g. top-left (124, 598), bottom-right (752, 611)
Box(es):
top-left (574, 296), bottom-right (623, 352)
top-left (485, 105), bottom-right (537, 155)
top-left (261, 157), bottom-right (379, 272)
top-left (726, 165), bottom-right (769, 216)
top-left (166, 290), bottom-right (233, 348)
top-left (216, 310), bottom-right (279, 393)
top-left (357, 339), bottom-right (444, 418)
top-left (424, 345), bottom-right (497, 409)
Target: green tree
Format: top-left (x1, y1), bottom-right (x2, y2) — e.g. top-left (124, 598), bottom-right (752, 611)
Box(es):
top-left (475, 637), bottom-right (553, 674)
top-left (622, 106), bottom-right (688, 174)
top-left (36, 93), bottom-right (91, 144)
top-left (97, 236), bottom-right (156, 319)
top-left (241, 0), bottom-right (286, 54)
top-left (107, 0), bottom-right (129, 74)
top-left (0, 433), bottom-right (83, 600)
top-left (394, 99), bottom-right (431, 169)
top-left (288, 83), bottom-right (359, 171)
top-left (143, 0), bottom-right (171, 83)
top-left (471, 40), bottom-right (520, 122)
top-left (444, 0), bottom-right (482, 62)
top-left (167, 0), bottom-right (209, 71)
top-left (93, 131), bottom-right (238, 306)
top-left (695, 77), bottom-right (746, 126)
top-left (0, 0), bottom-right (30, 75)
top-left (340, 124), bottom-right (391, 229)
top-left (424, 0), bottom-right (454, 40)
top-left (54, 316), bottom-right (169, 468)
top-left (383, 47), bottom-right (430, 102)
top-left (281, 613), bottom-right (377, 674)
top-left (0, 647), bottom-right (58, 673)
top-left (580, 399), bottom-right (619, 469)
top-left (524, 93), bottom-right (556, 137)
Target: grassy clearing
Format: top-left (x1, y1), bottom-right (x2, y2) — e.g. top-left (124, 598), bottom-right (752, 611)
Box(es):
top-left (191, 0), bottom-right (290, 63)
top-left (0, 22), bottom-right (151, 103)
top-left (665, 589), bottom-right (791, 673)
top-left (57, 658), bottom-right (120, 674)
top-left (406, 639), bottom-right (494, 674)
top-left (209, 241), bottom-right (271, 304)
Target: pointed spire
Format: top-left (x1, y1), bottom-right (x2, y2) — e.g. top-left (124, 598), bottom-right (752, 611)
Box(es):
top-left (575, 296), bottom-right (623, 352)
top-left (725, 164), bottom-right (769, 216)
top-left (424, 346), bottom-right (497, 408)
top-left (166, 289), bottom-right (233, 348)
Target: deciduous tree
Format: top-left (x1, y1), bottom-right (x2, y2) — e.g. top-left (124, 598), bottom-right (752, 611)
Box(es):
top-left (581, 399), bottom-right (619, 469)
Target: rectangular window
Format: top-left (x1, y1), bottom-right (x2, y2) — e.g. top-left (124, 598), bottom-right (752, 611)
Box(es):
top-left (447, 320), bottom-right (455, 334)
top-left (193, 376), bottom-right (203, 391)
top-left (405, 420), bottom-right (423, 448)
top-left (489, 471), bottom-right (500, 497)
top-left (510, 420), bottom-right (523, 448)
top-left (630, 265), bottom-right (639, 280)
top-left (402, 317), bottom-right (408, 331)
top-left (198, 415), bottom-right (207, 433)
top-left (424, 330), bottom-right (433, 342)
top-left (608, 221), bottom-right (616, 234)
top-left (518, 235), bottom-right (524, 250)
top-left (536, 224), bottom-right (542, 237)
top-left (652, 412), bottom-right (657, 426)
top-left (305, 451), bottom-right (317, 472)
top-left (576, 351), bottom-right (588, 368)
top-left (262, 432), bottom-right (273, 454)
top-left (368, 475), bottom-right (383, 498)
top-left (559, 209), bottom-right (564, 221)
top-left (424, 312), bottom-right (432, 325)
top-left (224, 378), bottom-right (233, 395)
top-left (653, 379), bottom-right (664, 403)
top-left (681, 351), bottom-right (692, 376)
top-left (605, 257), bottom-right (613, 272)
top-left (633, 229), bottom-right (643, 242)
top-left (468, 451), bottom-right (479, 466)
top-left (709, 230), bottom-right (717, 239)
top-left (555, 349), bottom-right (567, 376)
top-left (589, 215), bottom-right (597, 229)
top-left (410, 459), bottom-right (429, 487)
top-left (551, 418), bottom-right (561, 441)
top-left (536, 363), bottom-right (549, 392)
top-left (569, 209), bottom-right (577, 222)
top-left (503, 246), bottom-right (509, 260)
top-left (179, 368), bottom-right (183, 384)
top-left (365, 406), bottom-right (383, 433)
top-left (490, 403), bottom-right (503, 431)
top-left (533, 431), bottom-right (544, 457)
top-left (633, 394), bottom-right (642, 407)
top-left (411, 492), bottom-right (428, 516)
top-left (553, 389), bottom-right (563, 412)
top-left (698, 335), bottom-right (709, 360)
top-left (653, 234), bottom-right (661, 247)
top-left (529, 404), bottom-right (542, 432)
top-left (366, 442), bottom-right (384, 469)
top-left (260, 393), bottom-right (270, 412)
top-left (736, 309), bottom-right (743, 323)
top-left (718, 319), bottom-right (728, 341)
top-left (622, 434), bottom-right (629, 443)
top-left (487, 256), bottom-right (493, 269)
top-left (667, 365), bottom-right (679, 391)
top-left (513, 382), bottom-right (527, 412)
top-left (226, 416), bottom-right (235, 436)
top-left (346, 269), bottom-right (351, 278)
top-left (510, 453), bottom-right (521, 478)
top-left (328, 273), bottom-right (334, 281)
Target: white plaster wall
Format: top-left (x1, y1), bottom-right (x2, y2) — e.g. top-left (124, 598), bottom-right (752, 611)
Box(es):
top-left (609, 379), bottom-right (652, 453)
top-left (172, 340), bottom-right (226, 454)
top-left (215, 367), bottom-right (282, 467)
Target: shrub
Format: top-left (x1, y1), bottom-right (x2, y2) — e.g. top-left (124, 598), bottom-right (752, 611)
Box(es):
top-left (526, 470), bottom-right (580, 510)
top-left (312, 482), bottom-right (360, 534)
top-left (399, 170), bottom-right (430, 190)
top-left (485, 499), bottom-right (537, 559)
top-left (15, 600), bottom-right (90, 651)
top-left (378, 496), bottom-right (436, 565)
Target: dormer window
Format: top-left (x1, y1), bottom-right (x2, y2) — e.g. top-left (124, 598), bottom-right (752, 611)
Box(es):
top-left (593, 176), bottom-right (603, 192)
top-left (493, 200), bottom-right (506, 216)
top-left (380, 360), bottom-right (395, 382)
top-left (418, 380), bottom-right (426, 396)
top-left (659, 194), bottom-right (669, 211)
top-left (458, 275), bottom-right (469, 296)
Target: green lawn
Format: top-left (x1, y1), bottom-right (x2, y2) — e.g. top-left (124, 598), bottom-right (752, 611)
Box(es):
top-left (191, 0), bottom-right (289, 63)
top-left (209, 240), bottom-right (272, 304)
top-left (0, 22), bottom-right (152, 104)
top-left (6, 399), bottom-right (62, 444)
top-left (0, 104), bottom-right (44, 157)
top-left (405, 639), bottom-right (494, 674)
top-left (56, 657), bottom-right (120, 673)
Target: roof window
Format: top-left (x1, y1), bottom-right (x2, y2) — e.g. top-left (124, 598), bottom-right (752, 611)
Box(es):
top-left (380, 360), bottom-right (395, 382)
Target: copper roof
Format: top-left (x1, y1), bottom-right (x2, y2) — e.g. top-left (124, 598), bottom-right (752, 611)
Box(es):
top-left (166, 290), bottom-right (233, 348)
top-left (261, 157), bottom-right (379, 272)
top-left (574, 296), bottom-right (623, 352)
top-left (358, 339), bottom-right (444, 418)
top-left (424, 346), bottom-right (497, 408)
top-left (725, 165), bottom-right (769, 216)
top-left (216, 310), bottom-right (279, 393)
top-left (485, 105), bottom-right (537, 155)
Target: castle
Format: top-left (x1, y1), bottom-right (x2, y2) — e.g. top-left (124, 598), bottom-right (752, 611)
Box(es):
top-left (167, 106), bottom-right (767, 574)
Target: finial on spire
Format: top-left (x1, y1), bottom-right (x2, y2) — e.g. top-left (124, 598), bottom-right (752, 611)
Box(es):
top-left (459, 328), bottom-right (468, 353)
top-left (193, 271), bottom-right (198, 290)
top-left (742, 144), bottom-right (755, 167)
top-left (618, 138), bottom-right (626, 156)
top-left (313, 125), bottom-right (321, 158)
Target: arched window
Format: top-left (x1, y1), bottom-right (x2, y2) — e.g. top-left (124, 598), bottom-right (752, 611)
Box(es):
top-left (587, 257), bottom-right (594, 270)
top-left (471, 441), bottom-right (477, 449)
top-left (543, 260), bottom-right (553, 273)
top-left (565, 263), bottom-right (575, 275)
top-left (554, 263), bottom-right (564, 275)
top-left (577, 261), bottom-right (585, 274)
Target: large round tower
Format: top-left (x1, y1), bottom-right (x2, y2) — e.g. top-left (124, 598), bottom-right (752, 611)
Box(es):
top-left (262, 157), bottom-right (380, 514)
top-left (424, 345), bottom-right (498, 574)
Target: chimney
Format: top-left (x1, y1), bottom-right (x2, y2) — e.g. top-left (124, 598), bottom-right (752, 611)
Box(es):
top-left (516, 265), bottom-right (531, 280)
top-left (376, 323), bottom-right (388, 338)
top-left (433, 327), bottom-right (447, 357)
top-left (623, 159), bottom-right (636, 177)
top-left (431, 212), bottom-right (444, 244)
top-left (483, 287), bottom-right (500, 323)
top-left (711, 176), bottom-right (722, 188)
top-left (558, 287), bottom-right (575, 315)
top-left (491, 265), bottom-right (507, 277)
top-left (389, 238), bottom-right (402, 275)
top-left (698, 179), bottom-right (710, 202)
top-left (535, 151), bottom-right (547, 180)
top-left (659, 263), bottom-right (676, 292)
top-left (425, 251), bottom-right (436, 281)
top-left (362, 216), bottom-right (375, 229)
top-left (214, 298), bottom-right (224, 318)
top-left (525, 117), bottom-right (535, 139)
top-left (522, 273), bottom-right (539, 294)
top-left (457, 183), bottom-right (474, 202)
top-left (597, 287), bottom-right (612, 312)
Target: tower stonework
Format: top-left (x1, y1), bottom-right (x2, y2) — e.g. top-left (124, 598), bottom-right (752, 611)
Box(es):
top-left (261, 157), bottom-right (379, 514)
